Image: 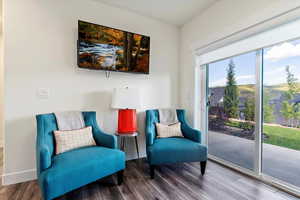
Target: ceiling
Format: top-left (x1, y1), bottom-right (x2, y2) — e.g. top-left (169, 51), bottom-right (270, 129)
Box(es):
top-left (93, 0), bottom-right (218, 26)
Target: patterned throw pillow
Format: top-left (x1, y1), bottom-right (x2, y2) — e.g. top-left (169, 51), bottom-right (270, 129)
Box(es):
top-left (54, 126), bottom-right (96, 154)
top-left (155, 122), bottom-right (183, 138)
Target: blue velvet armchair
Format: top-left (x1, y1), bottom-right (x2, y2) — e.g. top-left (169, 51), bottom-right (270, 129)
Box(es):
top-left (36, 111), bottom-right (125, 200)
top-left (145, 109), bottom-right (207, 178)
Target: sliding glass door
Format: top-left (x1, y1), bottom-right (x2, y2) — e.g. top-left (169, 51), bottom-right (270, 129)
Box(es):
top-left (206, 37), bottom-right (300, 191)
top-left (207, 51), bottom-right (257, 170)
top-left (262, 39), bottom-right (300, 188)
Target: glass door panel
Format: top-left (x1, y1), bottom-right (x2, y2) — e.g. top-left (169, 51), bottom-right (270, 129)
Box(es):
top-left (208, 51), bottom-right (257, 170)
top-left (262, 39), bottom-right (300, 187)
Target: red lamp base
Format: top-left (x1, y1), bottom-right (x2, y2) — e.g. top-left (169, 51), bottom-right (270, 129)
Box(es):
top-left (117, 109), bottom-right (137, 134)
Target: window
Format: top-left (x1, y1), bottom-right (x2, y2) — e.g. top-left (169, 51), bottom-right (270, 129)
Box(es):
top-left (262, 39), bottom-right (300, 188)
top-left (208, 51), bottom-right (257, 170)
top-left (199, 19), bottom-right (300, 194)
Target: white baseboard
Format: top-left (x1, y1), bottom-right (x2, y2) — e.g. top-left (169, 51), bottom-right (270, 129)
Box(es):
top-left (2, 169), bottom-right (37, 185)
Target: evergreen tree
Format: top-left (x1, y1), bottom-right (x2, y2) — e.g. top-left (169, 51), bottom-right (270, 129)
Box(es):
top-left (285, 65), bottom-right (298, 100)
top-left (244, 98), bottom-right (255, 121)
top-left (281, 65), bottom-right (300, 127)
top-left (263, 91), bottom-right (275, 123)
top-left (224, 59), bottom-right (239, 118)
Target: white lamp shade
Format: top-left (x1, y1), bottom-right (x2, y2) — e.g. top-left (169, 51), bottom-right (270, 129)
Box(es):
top-left (111, 88), bottom-right (141, 109)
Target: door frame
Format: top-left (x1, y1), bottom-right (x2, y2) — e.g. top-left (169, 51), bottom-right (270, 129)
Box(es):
top-left (196, 50), bottom-right (300, 198)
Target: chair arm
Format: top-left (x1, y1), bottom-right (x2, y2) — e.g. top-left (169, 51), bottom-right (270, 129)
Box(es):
top-left (181, 123), bottom-right (202, 143)
top-left (37, 145), bottom-right (52, 173)
top-left (146, 126), bottom-right (155, 146)
top-left (93, 129), bottom-right (118, 149)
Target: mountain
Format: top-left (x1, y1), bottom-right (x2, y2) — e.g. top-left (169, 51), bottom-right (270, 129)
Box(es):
top-left (209, 83), bottom-right (300, 125)
top-left (211, 83), bottom-right (300, 99)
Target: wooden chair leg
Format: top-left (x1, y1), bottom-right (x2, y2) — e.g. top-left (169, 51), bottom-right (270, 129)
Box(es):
top-left (200, 161), bottom-right (207, 175)
top-left (117, 170), bottom-right (124, 185)
top-left (150, 165), bottom-right (155, 179)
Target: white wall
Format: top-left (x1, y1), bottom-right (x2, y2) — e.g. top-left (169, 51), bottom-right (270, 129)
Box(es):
top-left (179, 0), bottom-right (300, 125)
top-left (0, 33), bottom-right (3, 149)
top-left (0, 0), bottom-right (3, 148)
top-left (3, 0), bottom-right (179, 184)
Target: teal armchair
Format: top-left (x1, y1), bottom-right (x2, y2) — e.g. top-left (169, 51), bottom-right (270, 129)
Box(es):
top-left (36, 111), bottom-right (125, 200)
top-left (145, 109), bottom-right (207, 178)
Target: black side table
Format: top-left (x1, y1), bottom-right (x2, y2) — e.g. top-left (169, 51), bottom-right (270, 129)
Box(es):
top-left (115, 132), bottom-right (140, 159)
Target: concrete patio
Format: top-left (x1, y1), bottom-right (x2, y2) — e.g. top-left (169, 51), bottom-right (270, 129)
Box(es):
top-left (208, 131), bottom-right (300, 187)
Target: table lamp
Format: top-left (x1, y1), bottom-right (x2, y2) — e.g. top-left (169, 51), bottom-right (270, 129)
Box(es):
top-left (111, 87), bottom-right (141, 134)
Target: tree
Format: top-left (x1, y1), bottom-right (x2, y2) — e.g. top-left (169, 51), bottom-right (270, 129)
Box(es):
top-left (131, 36), bottom-right (148, 68)
top-left (263, 91), bottom-right (275, 123)
top-left (281, 101), bottom-right (294, 126)
top-left (224, 59), bottom-right (239, 118)
top-left (285, 65), bottom-right (298, 100)
top-left (123, 32), bottom-right (133, 70)
top-left (281, 65), bottom-right (300, 127)
top-left (244, 98), bottom-right (255, 121)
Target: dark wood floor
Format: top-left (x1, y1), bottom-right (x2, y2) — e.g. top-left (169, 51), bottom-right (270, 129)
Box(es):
top-left (0, 159), bottom-right (299, 200)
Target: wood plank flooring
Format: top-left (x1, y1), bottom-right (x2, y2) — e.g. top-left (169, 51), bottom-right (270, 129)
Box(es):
top-left (0, 159), bottom-right (299, 200)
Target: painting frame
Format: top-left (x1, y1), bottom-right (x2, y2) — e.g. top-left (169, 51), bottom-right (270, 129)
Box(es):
top-left (77, 20), bottom-right (150, 74)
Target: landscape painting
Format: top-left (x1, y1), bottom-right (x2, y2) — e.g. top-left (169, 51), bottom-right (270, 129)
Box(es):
top-left (78, 20), bottom-right (150, 74)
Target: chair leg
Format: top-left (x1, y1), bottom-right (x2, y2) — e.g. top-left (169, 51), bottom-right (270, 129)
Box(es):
top-left (150, 165), bottom-right (155, 179)
top-left (200, 161), bottom-right (207, 176)
top-left (117, 170), bottom-right (124, 185)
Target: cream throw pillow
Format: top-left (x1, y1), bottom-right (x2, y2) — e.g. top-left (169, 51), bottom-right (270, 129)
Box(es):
top-left (156, 122), bottom-right (183, 138)
top-left (54, 126), bottom-right (96, 154)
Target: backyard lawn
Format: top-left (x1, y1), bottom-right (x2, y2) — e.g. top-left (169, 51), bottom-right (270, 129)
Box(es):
top-left (263, 125), bottom-right (300, 151)
top-left (214, 119), bottom-right (300, 151)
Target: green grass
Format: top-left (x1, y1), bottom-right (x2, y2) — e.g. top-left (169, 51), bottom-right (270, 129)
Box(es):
top-left (263, 125), bottom-right (300, 151)
top-left (225, 120), bottom-right (300, 150)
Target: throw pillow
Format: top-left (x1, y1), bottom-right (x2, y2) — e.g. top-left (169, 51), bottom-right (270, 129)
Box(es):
top-left (54, 126), bottom-right (96, 154)
top-left (155, 122), bottom-right (183, 138)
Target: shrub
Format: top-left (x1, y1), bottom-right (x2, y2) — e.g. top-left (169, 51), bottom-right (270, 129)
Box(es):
top-left (238, 122), bottom-right (254, 131)
top-left (225, 120), bottom-right (254, 131)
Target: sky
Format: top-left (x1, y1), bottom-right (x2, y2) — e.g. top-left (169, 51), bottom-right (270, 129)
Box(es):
top-left (209, 39), bottom-right (300, 88)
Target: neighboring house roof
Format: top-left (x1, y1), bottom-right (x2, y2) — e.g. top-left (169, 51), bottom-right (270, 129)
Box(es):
top-left (208, 87), bottom-right (224, 107)
top-left (209, 87), bottom-right (247, 108)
